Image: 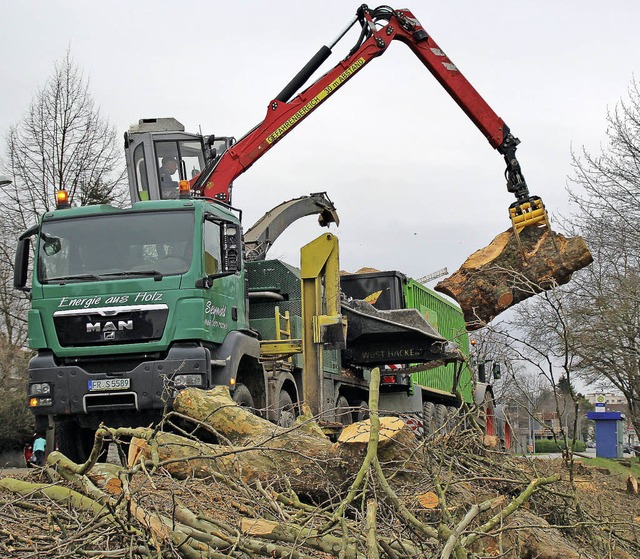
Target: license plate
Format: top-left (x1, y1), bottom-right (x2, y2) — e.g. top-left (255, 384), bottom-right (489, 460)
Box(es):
top-left (88, 378), bottom-right (130, 392)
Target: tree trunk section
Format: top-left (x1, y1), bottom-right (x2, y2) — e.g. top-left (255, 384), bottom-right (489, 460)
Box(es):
top-left (337, 416), bottom-right (417, 464)
top-left (126, 387), bottom-right (419, 496)
top-left (435, 226), bottom-right (592, 328)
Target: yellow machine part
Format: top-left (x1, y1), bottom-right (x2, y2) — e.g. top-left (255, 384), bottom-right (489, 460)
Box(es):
top-left (508, 196), bottom-right (556, 255)
top-left (300, 233), bottom-right (347, 416)
top-left (509, 197), bottom-right (550, 232)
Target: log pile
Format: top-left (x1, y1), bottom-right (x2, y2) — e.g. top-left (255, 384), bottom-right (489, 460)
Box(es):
top-left (1, 375), bottom-right (639, 558)
top-left (436, 225), bottom-right (593, 329)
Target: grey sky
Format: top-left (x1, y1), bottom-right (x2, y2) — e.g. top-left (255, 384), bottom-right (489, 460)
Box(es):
top-left (2, 0), bottom-right (639, 280)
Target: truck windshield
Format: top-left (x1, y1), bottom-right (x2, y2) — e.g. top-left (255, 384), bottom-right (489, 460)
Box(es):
top-left (38, 210), bottom-right (195, 283)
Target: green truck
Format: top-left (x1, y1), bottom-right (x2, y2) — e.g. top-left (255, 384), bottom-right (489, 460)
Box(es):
top-left (15, 190), bottom-right (495, 461)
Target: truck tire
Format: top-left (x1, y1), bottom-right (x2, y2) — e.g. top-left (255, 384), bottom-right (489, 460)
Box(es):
top-left (232, 384), bottom-right (255, 409)
top-left (355, 400), bottom-right (369, 422)
top-left (435, 404), bottom-right (448, 432)
top-left (445, 405), bottom-right (459, 431)
top-left (423, 402), bottom-right (437, 436)
top-left (54, 419), bottom-right (96, 464)
top-left (276, 390), bottom-right (297, 428)
top-left (336, 396), bottom-right (353, 426)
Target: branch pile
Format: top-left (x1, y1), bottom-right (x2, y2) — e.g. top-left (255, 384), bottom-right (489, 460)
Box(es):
top-left (1, 374), bottom-right (639, 558)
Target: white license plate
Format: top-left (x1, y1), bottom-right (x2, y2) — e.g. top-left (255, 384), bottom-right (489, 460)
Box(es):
top-left (88, 378), bottom-right (130, 392)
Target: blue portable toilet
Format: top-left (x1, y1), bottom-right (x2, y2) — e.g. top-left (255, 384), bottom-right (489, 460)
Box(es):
top-left (586, 411), bottom-right (624, 458)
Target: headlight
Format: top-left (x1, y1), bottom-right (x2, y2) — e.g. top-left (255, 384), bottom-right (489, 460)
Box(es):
top-left (30, 383), bottom-right (51, 396)
top-left (173, 374), bottom-right (204, 387)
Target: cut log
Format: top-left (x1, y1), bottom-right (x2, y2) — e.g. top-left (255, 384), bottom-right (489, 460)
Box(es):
top-left (504, 510), bottom-right (582, 559)
top-left (337, 416), bottom-right (409, 445)
top-left (417, 491), bottom-right (439, 509)
top-left (337, 417), bottom-right (417, 464)
top-left (126, 387), bottom-right (420, 496)
top-left (128, 426), bottom-right (344, 497)
top-left (435, 226), bottom-right (592, 329)
top-left (483, 435), bottom-right (500, 448)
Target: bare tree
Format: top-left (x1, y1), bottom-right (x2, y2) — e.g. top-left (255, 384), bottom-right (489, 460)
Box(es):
top-left (568, 78), bottom-right (640, 246)
top-left (2, 50), bottom-right (126, 226)
top-left (0, 50), bottom-right (126, 345)
top-left (563, 229), bottom-right (640, 439)
top-left (564, 77), bottom-right (640, 440)
top-left (478, 281), bottom-right (591, 470)
top-left (0, 334), bottom-right (34, 451)
top-left (470, 325), bottom-right (550, 452)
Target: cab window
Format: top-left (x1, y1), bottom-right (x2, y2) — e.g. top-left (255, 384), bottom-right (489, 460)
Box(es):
top-left (155, 140), bottom-right (206, 200)
top-left (203, 220), bottom-right (221, 275)
top-left (133, 143), bottom-right (150, 201)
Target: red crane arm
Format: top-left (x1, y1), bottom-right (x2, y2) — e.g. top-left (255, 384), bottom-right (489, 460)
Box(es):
top-left (195, 5), bottom-right (527, 205)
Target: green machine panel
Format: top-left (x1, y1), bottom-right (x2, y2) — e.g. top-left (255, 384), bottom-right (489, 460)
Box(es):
top-left (404, 278), bottom-right (474, 404)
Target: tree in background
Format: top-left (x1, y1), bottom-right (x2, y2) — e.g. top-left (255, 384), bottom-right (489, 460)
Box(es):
top-left (563, 78), bottom-right (640, 442)
top-left (477, 280), bottom-right (590, 464)
top-left (2, 50), bottom-right (126, 227)
top-left (0, 50), bottom-right (126, 346)
top-left (0, 219), bottom-right (27, 346)
top-left (470, 325), bottom-right (550, 452)
top-left (0, 334), bottom-right (34, 452)
top-left (568, 79), bottom-right (640, 245)
top-left (0, 51), bottom-right (126, 452)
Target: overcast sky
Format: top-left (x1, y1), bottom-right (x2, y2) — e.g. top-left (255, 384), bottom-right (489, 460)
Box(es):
top-left (2, 0), bottom-right (639, 281)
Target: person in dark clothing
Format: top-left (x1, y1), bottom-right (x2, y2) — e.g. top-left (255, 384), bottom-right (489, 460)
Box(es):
top-left (159, 156), bottom-right (179, 198)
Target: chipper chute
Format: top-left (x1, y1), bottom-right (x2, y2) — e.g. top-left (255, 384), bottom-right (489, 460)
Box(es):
top-left (340, 299), bottom-right (462, 368)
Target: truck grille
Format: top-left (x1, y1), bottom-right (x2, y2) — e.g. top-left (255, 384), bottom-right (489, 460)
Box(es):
top-left (84, 392), bottom-right (137, 411)
top-left (53, 304), bottom-right (169, 347)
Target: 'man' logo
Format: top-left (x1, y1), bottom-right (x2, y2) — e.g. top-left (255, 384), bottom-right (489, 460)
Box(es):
top-left (86, 320), bottom-right (133, 333)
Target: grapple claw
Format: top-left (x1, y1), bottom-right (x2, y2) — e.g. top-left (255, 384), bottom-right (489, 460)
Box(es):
top-left (509, 196), bottom-right (557, 258)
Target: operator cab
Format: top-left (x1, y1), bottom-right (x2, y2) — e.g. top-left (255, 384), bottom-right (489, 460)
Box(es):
top-left (124, 117), bottom-right (234, 203)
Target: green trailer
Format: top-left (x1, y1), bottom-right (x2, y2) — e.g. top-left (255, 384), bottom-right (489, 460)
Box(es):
top-left (403, 278), bottom-right (474, 405)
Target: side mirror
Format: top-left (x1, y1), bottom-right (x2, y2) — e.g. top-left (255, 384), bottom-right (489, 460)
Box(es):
top-left (14, 237), bottom-right (31, 290)
top-left (197, 216), bottom-right (242, 289)
top-left (204, 136), bottom-right (217, 163)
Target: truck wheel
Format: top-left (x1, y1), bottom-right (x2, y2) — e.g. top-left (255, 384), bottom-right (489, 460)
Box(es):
top-left (435, 404), bottom-right (448, 432)
top-left (445, 405), bottom-right (459, 431)
top-left (336, 396), bottom-right (353, 425)
top-left (54, 419), bottom-right (96, 463)
top-left (276, 390), bottom-right (297, 428)
top-left (232, 384), bottom-right (255, 409)
top-left (355, 400), bottom-right (369, 422)
top-left (423, 402), bottom-right (437, 436)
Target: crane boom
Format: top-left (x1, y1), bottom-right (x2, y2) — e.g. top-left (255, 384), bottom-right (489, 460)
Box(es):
top-left (193, 5), bottom-right (533, 213)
